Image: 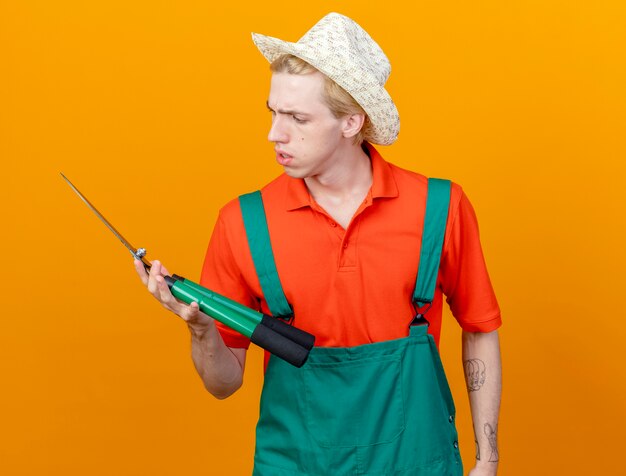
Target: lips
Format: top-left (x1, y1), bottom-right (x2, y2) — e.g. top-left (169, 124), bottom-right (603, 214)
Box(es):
top-left (276, 150), bottom-right (293, 166)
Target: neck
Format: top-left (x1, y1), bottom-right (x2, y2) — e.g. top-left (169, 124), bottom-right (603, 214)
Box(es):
top-left (304, 143), bottom-right (372, 202)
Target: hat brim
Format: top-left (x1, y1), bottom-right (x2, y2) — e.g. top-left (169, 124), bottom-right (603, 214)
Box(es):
top-left (252, 32), bottom-right (400, 145)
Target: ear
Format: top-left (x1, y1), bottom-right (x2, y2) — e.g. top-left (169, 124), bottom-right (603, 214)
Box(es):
top-left (341, 113), bottom-right (366, 139)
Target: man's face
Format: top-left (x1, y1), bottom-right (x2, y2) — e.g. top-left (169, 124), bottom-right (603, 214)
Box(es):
top-left (266, 72), bottom-right (349, 179)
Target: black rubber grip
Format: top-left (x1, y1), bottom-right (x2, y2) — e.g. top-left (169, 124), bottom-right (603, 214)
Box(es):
top-left (250, 323), bottom-right (310, 368)
top-left (260, 315), bottom-right (315, 350)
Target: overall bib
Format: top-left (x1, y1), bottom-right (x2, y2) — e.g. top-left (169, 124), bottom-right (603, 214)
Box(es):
top-left (239, 179), bottom-right (463, 476)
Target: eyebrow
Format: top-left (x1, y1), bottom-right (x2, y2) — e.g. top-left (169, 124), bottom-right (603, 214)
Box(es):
top-left (266, 100), bottom-right (310, 117)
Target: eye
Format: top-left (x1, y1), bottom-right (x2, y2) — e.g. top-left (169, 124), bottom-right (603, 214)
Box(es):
top-left (293, 115), bottom-right (307, 124)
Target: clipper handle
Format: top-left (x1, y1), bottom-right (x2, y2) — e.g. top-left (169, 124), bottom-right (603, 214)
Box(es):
top-left (164, 276), bottom-right (313, 367)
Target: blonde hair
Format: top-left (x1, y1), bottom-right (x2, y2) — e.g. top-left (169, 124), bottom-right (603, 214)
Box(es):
top-left (270, 54), bottom-right (372, 145)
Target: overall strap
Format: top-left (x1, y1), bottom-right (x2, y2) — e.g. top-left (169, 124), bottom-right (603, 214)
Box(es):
top-left (412, 178), bottom-right (452, 308)
top-left (239, 191), bottom-right (293, 319)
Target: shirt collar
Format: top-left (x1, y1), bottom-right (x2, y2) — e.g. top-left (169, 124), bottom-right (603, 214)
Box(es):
top-left (285, 142), bottom-right (399, 211)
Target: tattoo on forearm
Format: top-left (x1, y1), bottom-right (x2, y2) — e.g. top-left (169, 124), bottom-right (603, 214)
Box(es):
top-left (475, 437), bottom-right (480, 461)
top-left (464, 358), bottom-right (486, 392)
top-left (484, 423), bottom-right (499, 462)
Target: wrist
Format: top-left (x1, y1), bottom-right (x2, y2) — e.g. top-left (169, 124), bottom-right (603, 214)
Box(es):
top-left (473, 460), bottom-right (498, 475)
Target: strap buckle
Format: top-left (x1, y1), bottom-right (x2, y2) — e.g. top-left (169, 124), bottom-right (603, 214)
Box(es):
top-left (410, 302), bottom-right (432, 327)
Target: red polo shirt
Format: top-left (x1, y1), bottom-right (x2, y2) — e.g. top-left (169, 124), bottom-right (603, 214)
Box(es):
top-left (200, 143), bottom-right (501, 351)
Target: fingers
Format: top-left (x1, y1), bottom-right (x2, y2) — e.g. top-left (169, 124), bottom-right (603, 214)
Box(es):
top-left (159, 262), bottom-right (171, 277)
top-left (135, 259), bottom-right (204, 324)
top-left (146, 260), bottom-right (161, 294)
top-left (155, 273), bottom-right (177, 307)
top-left (143, 261), bottom-right (175, 309)
top-left (151, 264), bottom-right (193, 316)
top-left (150, 260), bottom-right (171, 278)
top-left (134, 258), bottom-right (167, 290)
top-left (155, 275), bottom-right (203, 323)
top-left (134, 259), bottom-right (149, 286)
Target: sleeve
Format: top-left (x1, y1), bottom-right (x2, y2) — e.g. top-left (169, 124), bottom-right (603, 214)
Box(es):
top-left (199, 207), bottom-right (256, 349)
top-left (439, 187), bottom-right (502, 332)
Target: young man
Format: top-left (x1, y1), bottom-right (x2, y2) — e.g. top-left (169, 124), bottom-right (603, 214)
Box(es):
top-left (136, 12), bottom-right (502, 476)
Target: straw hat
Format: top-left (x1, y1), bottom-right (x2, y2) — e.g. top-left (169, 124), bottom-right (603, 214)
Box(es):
top-left (252, 12), bottom-right (400, 145)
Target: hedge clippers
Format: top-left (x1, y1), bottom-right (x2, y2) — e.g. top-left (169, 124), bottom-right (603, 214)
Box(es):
top-left (60, 173), bottom-right (314, 367)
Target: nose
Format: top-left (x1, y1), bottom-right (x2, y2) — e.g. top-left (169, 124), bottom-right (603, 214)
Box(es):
top-left (268, 114), bottom-right (288, 144)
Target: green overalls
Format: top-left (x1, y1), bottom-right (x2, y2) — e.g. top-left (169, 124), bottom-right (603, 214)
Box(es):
top-left (239, 179), bottom-right (463, 476)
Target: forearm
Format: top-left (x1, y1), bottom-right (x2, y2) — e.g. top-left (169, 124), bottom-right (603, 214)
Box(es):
top-left (462, 329), bottom-right (502, 475)
top-left (133, 260), bottom-right (246, 399)
top-left (189, 322), bottom-right (245, 399)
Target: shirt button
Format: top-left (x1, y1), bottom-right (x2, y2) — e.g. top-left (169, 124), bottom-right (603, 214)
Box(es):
top-left (449, 415), bottom-right (454, 423)
top-left (330, 221), bottom-right (337, 227)
top-left (343, 242), bottom-right (349, 249)
top-left (453, 441), bottom-right (459, 449)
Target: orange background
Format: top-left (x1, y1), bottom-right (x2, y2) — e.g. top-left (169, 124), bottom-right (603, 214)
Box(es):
top-left (2, 1), bottom-right (625, 474)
